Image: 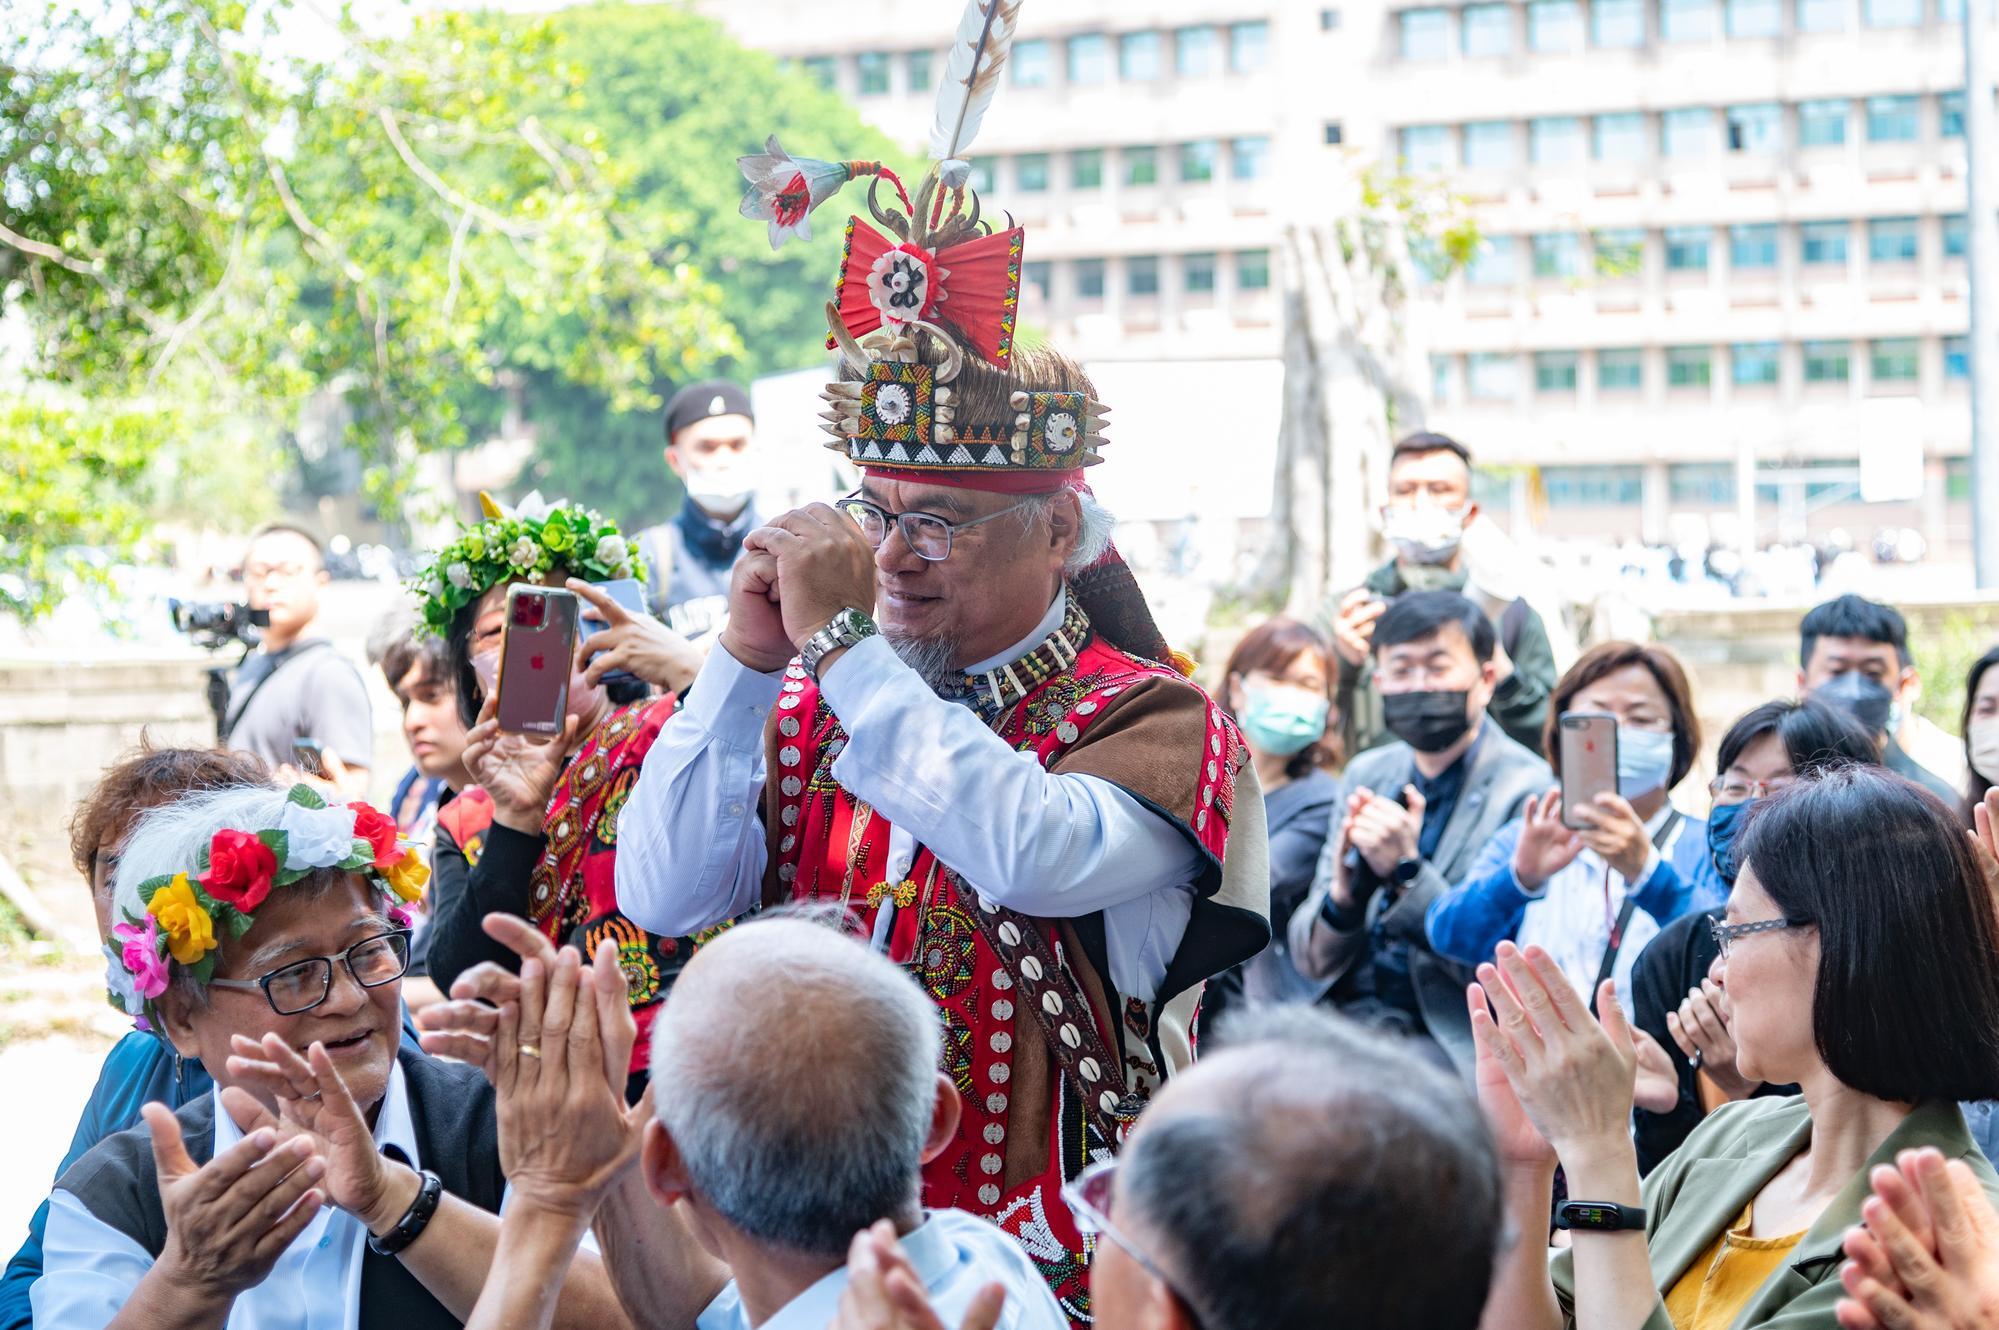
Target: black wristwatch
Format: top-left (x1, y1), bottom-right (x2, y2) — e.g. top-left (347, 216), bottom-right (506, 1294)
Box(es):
top-left (1391, 856), bottom-right (1423, 884)
top-left (1556, 1200), bottom-right (1647, 1232)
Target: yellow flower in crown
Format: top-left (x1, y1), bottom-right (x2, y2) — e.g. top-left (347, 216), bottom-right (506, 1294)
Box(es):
top-left (147, 874), bottom-right (218, 966)
top-left (385, 850), bottom-right (430, 903)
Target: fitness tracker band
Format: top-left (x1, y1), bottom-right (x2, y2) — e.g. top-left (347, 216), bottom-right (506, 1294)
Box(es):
top-left (1556, 1200), bottom-right (1647, 1232)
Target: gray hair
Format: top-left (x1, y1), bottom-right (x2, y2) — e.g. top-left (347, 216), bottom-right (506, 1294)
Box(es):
top-left (649, 914), bottom-right (941, 1257)
top-left (1016, 489), bottom-right (1115, 575)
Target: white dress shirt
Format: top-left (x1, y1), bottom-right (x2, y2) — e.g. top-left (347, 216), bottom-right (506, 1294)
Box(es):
top-left (615, 591), bottom-right (1204, 1000)
top-left (695, 1209), bottom-right (1068, 1330)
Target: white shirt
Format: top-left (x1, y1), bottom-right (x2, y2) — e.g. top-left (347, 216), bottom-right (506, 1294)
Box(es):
top-left (695, 1209), bottom-right (1069, 1330)
top-left (615, 592), bottom-right (1204, 1000)
top-left (1515, 804), bottom-right (1681, 1014)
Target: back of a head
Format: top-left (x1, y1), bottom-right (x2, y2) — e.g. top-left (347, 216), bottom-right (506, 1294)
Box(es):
top-left (1121, 1005), bottom-right (1502, 1330)
top-left (1373, 590), bottom-right (1496, 662)
top-left (1799, 593), bottom-right (1910, 667)
top-left (1737, 764), bottom-right (1999, 1102)
top-left (70, 742), bottom-right (273, 878)
top-left (649, 915), bottom-right (941, 1257)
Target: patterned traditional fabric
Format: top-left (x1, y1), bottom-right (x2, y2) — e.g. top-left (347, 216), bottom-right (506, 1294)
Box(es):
top-left (435, 788), bottom-right (494, 870)
top-left (760, 599), bottom-right (1244, 1323)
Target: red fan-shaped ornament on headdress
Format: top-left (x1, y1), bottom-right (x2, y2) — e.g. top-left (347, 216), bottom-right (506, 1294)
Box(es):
top-left (832, 217), bottom-right (1025, 369)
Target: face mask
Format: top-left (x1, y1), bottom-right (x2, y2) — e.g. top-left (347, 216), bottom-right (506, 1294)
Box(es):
top-left (1617, 724), bottom-right (1676, 798)
top-left (1382, 689), bottom-right (1472, 754)
top-left (1382, 503), bottom-right (1469, 566)
top-left (683, 461), bottom-right (755, 515)
top-left (1706, 798), bottom-right (1749, 885)
top-left (1814, 671), bottom-right (1894, 737)
top-left (471, 649), bottom-right (500, 694)
top-left (1238, 683), bottom-right (1330, 757)
top-left (1970, 719), bottom-right (1999, 785)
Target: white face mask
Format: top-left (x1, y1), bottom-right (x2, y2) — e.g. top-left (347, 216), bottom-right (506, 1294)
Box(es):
top-left (471, 648), bottom-right (500, 694)
top-left (1381, 502), bottom-right (1469, 566)
top-left (1971, 718), bottom-right (1999, 785)
top-left (683, 460), bottom-right (755, 514)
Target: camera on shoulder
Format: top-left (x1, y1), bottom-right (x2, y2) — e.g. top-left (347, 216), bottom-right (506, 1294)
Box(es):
top-left (169, 599), bottom-right (270, 651)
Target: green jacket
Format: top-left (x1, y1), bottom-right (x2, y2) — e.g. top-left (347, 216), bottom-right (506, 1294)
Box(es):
top-left (1551, 1096), bottom-right (1999, 1329)
top-left (1327, 559), bottom-right (1558, 761)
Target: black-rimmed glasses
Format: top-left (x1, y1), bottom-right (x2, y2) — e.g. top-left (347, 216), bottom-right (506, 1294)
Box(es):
top-left (835, 494), bottom-right (1036, 562)
top-left (209, 929), bottom-right (412, 1016)
top-left (1063, 1159), bottom-right (1206, 1328)
top-left (1709, 915), bottom-right (1799, 960)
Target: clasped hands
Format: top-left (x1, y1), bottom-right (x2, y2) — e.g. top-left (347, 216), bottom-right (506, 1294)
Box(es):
top-left (718, 503), bottom-right (877, 674)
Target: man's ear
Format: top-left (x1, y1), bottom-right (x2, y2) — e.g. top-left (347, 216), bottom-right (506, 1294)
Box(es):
top-left (155, 988), bottom-right (206, 1063)
top-left (1794, 667), bottom-right (1809, 697)
top-left (1151, 1267), bottom-right (1197, 1330)
top-left (664, 444), bottom-right (687, 481)
top-left (1462, 498), bottom-right (1482, 526)
top-left (1048, 491), bottom-right (1083, 562)
top-left (643, 1117), bottom-right (692, 1210)
top-left (920, 1074), bottom-right (963, 1165)
top-left (1898, 666), bottom-right (1921, 703)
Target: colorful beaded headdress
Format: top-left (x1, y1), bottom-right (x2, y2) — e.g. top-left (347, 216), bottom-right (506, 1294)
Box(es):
top-left (106, 784), bottom-right (429, 1031)
top-left (738, 0), bottom-right (1110, 494)
top-left (408, 490), bottom-right (645, 636)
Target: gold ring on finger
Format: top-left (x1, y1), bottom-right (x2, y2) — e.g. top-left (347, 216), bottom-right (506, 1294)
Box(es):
top-left (518, 1043), bottom-right (542, 1059)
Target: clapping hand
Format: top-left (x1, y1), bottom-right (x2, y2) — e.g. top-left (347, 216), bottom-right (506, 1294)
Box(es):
top-left (832, 1220), bottom-right (1006, 1330)
top-left (145, 1107), bottom-right (325, 1307)
top-left (1837, 1148), bottom-right (1999, 1330)
top-left (1630, 1025), bottom-right (1681, 1115)
top-left (461, 694), bottom-right (576, 836)
top-left (1346, 787), bottom-right (1427, 880)
top-left (1667, 972), bottom-right (1757, 1101)
top-left (568, 579), bottom-right (700, 695)
top-left (1512, 790), bottom-right (1586, 891)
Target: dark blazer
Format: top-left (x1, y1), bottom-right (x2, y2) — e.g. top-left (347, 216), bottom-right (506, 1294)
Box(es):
top-left (1286, 719), bottom-right (1550, 1076)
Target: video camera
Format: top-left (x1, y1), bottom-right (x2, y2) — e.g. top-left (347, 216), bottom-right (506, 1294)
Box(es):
top-left (169, 599), bottom-right (269, 651)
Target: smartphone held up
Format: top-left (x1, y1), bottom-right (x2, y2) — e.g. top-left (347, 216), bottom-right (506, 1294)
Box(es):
top-left (496, 586), bottom-right (580, 736)
top-left (1557, 711), bottom-right (1618, 830)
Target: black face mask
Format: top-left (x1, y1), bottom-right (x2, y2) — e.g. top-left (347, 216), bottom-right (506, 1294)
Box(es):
top-left (1382, 689), bottom-right (1473, 754)
top-left (1813, 670), bottom-right (1894, 736)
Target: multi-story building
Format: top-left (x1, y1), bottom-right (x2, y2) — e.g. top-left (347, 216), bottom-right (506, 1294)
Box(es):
top-left (702, 0), bottom-right (1981, 565)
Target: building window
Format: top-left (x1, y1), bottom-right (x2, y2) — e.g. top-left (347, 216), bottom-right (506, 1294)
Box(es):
top-left (1012, 39), bottom-right (1052, 86)
top-left (1468, 352), bottom-right (1521, 398)
top-left (1667, 345), bottom-right (1713, 387)
top-left (1941, 0), bottom-right (1965, 16)
top-left (1942, 91), bottom-right (1967, 138)
top-left (1661, 0), bottom-right (1721, 39)
top-left (1183, 252), bottom-right (1218, 294)
top-left (1324, 121), bottom-right (1345, 145)
top-left (968, 157), bottom-right (998, 192)
top-left (856, 51), bottom-right (891, 95)
top-left (1595, 228), bottom-right (1645, 275)
top-left (1803, 339), bottom-right (1852, 381)
top-left (1728, 0), bottom-right (1785, 33)
top-left (906, 50), bottom-right (934, 93)
top-left (1237, 249), bottom-right (1272, 290)
top-left (1463, 2), bottom-right (1515, 53)
top-left (1665, 225), bottom-right (1711, 270)
top-left (1797, 0), bottom-right (1849, 27)
top-left (1727, 103), bottom-right (1784, 153)
top-left (1946, 335), bottom-right (1970, 378)
top-left (1871, 337), bottom-right (1920, 380)
top-left (800, 56), bottom-right (837, 89)
top-left (1867, 94), bottom-right (1920, 141)
top-left (1177, 23), bottom-right (1223, 74)
top-left (1533, 232), bottom-right (1585, 278)
top-left (1119, 31), bottom-right (1163, 80)
top-left (1322, 7), bottom-right (1345, 28)
top-left (1868, 216), bottom-right (1920, 262)
top-left (1801, 220), bottom-right (1850, 264)
top-left (1014, 154), bottom-right (1051, 192)
top-left (1530, 116), bottom-right (1586, 165)
top-left (1535, 351), bottom-right (1580, 391)
top-left (1075, 258), bottom-right (1106, 300)
top-left (1670, 462), bottom-right (1737, 505)
top-left (1662, 107), bottom-right (1716, 157)
top-left (1598, 347), bottom-right (1644, 390)
top-left (1127, 255), bottom-right (1160, 297)
top-left (1231, 136), bottom-right (1271, 180)
top-left (1229, 20), bottom-right (1271, 70)
top-left (1593, 0), bottom-right (1649, 44)
top-left (1798, 98), bottom-right (1849, 146)
top-left (1180, 139), bottom-right (1220, 182)
top-left (1464, 120), bottom-right (1516, 168)
top-left (1400, 125), bottom-right (1452, 172)
top-left (1545, 464), bottom-right (1644, 505)
top-left (1071, 149), bottom-right (1105, 189)
top-left (1732, 341), bottom-right (1782, 384)
top-left (1068, 33), bottom-right (1110, 84)
top-left (1468, 236), bottom-right (1519, 284)
top-left (1432, 354), bottom-right (1453, 402)
top-left (1595, 112), bottom-right (1648, 161)
top-left (1021, 261), bottom-right (1052, 303)
top-left (1401, 9), bottom-right (1452, 59)
top-left (1945, 213), bottom-right (1968, 258)
top-left (1864, 0), bottom-right (1923, 24)
top-left (1529, 0), bottom-right (1587, 49)
top-left (1124, 146), bottom-right (1159, 186)
top-left (1729, 222), bottom-right (1779, 268)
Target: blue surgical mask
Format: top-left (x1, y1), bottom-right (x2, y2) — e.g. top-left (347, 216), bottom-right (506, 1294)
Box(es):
top-left (1617, 724), bottom-right (1676, 798)
top-left (1706, 798), bottom-right (1748, 884)
top-left (1239, 683), bottom-right (1330, 757)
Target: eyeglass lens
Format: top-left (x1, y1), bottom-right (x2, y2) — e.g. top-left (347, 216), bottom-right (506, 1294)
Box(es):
top-left (841, 502), bottom-right (952, 560)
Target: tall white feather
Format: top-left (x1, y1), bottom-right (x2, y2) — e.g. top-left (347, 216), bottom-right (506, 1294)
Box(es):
top-left (927, 0), bottom-right (1023, 163)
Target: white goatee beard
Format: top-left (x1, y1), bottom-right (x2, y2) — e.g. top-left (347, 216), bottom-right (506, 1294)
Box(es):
top-left (884, 630), bottom-right (964, 693)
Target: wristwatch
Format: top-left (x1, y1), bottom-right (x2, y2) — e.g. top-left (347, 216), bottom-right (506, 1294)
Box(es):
top-left (801, 607), bottom-right (878, 680)
top-left (1556, 1200), bottom-right (1647, 1232)
top-left (1391, 856), bottom-right (1423, 884)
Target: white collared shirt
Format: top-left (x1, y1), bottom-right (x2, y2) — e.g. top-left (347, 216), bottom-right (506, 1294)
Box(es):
top-left (34, 1062), bottom-right (420, 1330)
top-left (1515, 803), bottom-right (1681, 1014)
top-left (614, 590), bottom-right (1203, 1000)
top-left (695, 1210), bottom-right (1068, 1330)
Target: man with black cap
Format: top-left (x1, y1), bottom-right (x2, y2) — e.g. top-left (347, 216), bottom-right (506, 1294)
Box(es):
top-left (635, 379), bottom-right (759, 638)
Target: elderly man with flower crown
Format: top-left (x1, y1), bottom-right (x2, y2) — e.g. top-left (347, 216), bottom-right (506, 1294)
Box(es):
top-left (31, 781), bottom-right (634, 1330)
top-left (614, 43), bottom-right (1271, 1321)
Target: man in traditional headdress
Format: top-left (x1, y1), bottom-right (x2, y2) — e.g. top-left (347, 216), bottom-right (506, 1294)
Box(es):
top-left (614, 119), bottom-right (1269, 1324)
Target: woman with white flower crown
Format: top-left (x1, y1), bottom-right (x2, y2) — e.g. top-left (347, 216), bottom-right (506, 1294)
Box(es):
top-left (411, 493), bottom-right (705, 1097)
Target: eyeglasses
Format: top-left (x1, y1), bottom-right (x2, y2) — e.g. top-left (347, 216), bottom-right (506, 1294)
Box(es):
top-left (835, 494), bottom-right (1036, 562)
top-left (1063, 1159), bottom-right (1205, 1328)
top-left (1708, 775), bottom-right (1796, 807)
top-left (1709, 915), bottom-right (1800, 960)
top-left (243, 562), bottom-right (309, 582)
top-left (209, 930), bottom-right (412, 1016)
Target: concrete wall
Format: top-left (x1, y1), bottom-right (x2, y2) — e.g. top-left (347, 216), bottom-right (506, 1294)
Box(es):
top-left (0, 655), bottom-right (217, 811)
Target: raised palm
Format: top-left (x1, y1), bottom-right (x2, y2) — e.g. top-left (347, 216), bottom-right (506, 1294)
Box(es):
top-left (1513, 789), bottom-right (1585, 890)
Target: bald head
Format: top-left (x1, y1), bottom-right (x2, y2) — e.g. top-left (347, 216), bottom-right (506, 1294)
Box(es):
top-left (649, 915), bottom-right (942, 1257)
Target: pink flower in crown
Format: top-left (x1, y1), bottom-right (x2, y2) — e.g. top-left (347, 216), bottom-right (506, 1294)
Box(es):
top-left (387, 905), bottom-right (414, 931)
top-left (113, 918), bottom-right (170, 1000)
top-left (737, 135), bottom-right (854, 250)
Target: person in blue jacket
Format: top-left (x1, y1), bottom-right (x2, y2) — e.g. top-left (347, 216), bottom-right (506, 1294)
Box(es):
top-left (1426, 640), bottom-right (1724, 1017)
top-left (0, 742), bottom-right (272, 1330)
